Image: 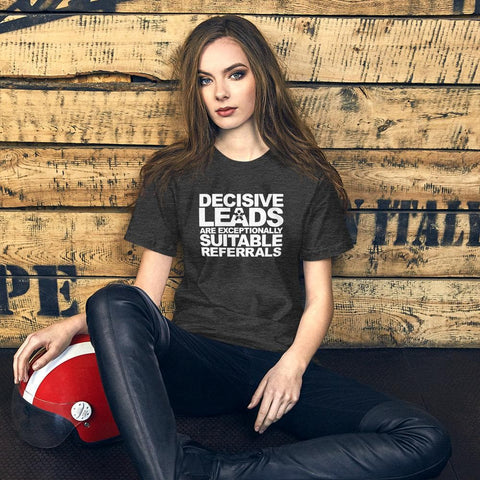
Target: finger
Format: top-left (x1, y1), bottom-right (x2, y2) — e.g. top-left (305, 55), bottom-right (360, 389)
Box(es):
top-left (31, 347), bottom-right (57, 371)
top-left (274, 400), bottom-right (295, 422)
top-left (285, 402), bottom-right (296, 415)
top-left (248, 377), bottom-right (267, 409)
top-left (254, 394), bottom-right (273, 433)
top-left (14, 334), bottom-right (48, 384)
top-left (13, 343), bottom-right (25, 384)
top-left (13, 336), bottom-right (36, 384)
top-left (257, 395), bottom-right (282, 434)
top-left (257, 394), bottom-right (299, 433)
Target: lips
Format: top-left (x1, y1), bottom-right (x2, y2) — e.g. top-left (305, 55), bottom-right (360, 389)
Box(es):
top-left (216, 107), bottom-right (237, 117)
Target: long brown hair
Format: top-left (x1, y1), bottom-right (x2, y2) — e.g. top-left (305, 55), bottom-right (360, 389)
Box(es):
top-left (141, 15), bottom-right (349, 210)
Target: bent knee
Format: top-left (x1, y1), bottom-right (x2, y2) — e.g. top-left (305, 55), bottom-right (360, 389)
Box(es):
top-left (403, 410), bottom-right (451, 476)
top-left (85, 283), bottom-right (136, 335)
top-left (422, 424), bottom-right (451, 475)
top-left (86, 282), bottom-right (134, 319)
top-left (86, 283), bottom-right (170, 352)
top-left (360, 400), bottom-right (452, 476)
top-left (403, 421), bottom-right (451, 478)
top-left (88, 282), bottom-right (133, 304)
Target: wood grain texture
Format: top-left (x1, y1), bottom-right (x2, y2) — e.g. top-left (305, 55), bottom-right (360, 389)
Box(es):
top-left (0, 86), bottom-right (479, 149)
top-left (327, 278), bottom-right (480, 347)
top-left (0, 0), bottom-right (475, 15)
top-left (0, 211), bottom-right (141, 277)
top-left (0, 146), bottom-right (147, 207)
top-left (339, 212), bottom-right (480, 277)
top-left (2, 148), bottom-right (479, 209)
top-left (1, 211), bottom-right (479, 277)
top-left (0, 15), bottom-right (479, 84)
top-left (0, 212), bottom-right (182, 277)
top-left (0, 3), bottom-right (479, 351)
top-left (329, 150), bottom-right (480, 210)
top-left (1, 276), bottom-right (478, 348)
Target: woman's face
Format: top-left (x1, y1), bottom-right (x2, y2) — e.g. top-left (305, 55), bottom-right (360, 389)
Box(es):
top-left (198, 37), bottom-right (256, 134)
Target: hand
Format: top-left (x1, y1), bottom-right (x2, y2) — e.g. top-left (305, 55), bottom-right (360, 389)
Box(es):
top-left (13, 315), bottom-right (84, 385)
top-left (247, 353), bottom-right (304, 434)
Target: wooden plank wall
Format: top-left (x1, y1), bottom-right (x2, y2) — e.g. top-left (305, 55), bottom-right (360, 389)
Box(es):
top-left (0, 1), bottom-right (479, 348)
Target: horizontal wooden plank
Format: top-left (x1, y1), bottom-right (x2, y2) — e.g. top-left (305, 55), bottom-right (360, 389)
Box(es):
top-left (0, 212), bottom-right (182, 277)
top-left (0, 86), bottom-right (479, 149)
top-left (328, 278), bottom-right (480, 347)
top-left (0, 15), bottom-right (479, 84)
top-left (340, 210), bottom-right (480, 277)
top-left (3, 147), bottom-right (479, 209)
top-left (330, 150), bottom-right (480, 211)
top-left (0, 0), bottom-right (475, 15)
top-left (1, 210), bottom-right (479, 277)
top-left (0, 146), bottom-right (147, 207)
top-left (1, 276), bottom-right (478, 348)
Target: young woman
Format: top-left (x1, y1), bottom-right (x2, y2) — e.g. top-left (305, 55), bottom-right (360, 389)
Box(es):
top-left (14, 15), bottom-right (451, 480)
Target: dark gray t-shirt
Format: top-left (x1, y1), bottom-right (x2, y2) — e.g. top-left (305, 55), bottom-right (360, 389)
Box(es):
top-left (125, 148), bottom-right (353, 352)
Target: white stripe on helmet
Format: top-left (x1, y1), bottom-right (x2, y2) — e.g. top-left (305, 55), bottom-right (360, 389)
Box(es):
top-left (23, 342), bottom-right (95, 404)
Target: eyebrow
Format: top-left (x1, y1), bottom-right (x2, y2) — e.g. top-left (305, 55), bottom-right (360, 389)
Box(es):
top-left (197, 63), bottom-right (248, 76)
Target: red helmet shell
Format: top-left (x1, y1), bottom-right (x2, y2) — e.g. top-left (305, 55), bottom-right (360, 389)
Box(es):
top-left (14, 334), bottom-right (120, 446)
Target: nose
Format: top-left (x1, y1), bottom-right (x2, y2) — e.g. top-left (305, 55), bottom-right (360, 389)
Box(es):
top-left (215, 80), bottom-right (229, 101)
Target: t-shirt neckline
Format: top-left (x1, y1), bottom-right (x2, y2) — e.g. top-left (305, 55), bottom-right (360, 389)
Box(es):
top-left (214, 147), bottom-right (272, 167)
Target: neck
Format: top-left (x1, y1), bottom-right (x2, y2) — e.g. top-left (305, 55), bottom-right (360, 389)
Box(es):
top-left (215, 125), bottom-right (268, 162)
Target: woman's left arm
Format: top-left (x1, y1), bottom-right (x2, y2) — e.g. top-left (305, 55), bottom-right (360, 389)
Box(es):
top-left (248, 258), bottom-right (334, 433)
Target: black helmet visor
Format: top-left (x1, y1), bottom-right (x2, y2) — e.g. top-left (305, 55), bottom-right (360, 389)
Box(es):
top-left (11, 386), bottom-right (76, 448)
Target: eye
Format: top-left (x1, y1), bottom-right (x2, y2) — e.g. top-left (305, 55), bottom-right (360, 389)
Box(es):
top-left (230, 70), bottom-right (246, 80)
top-left (198, 76), bottom-right (212, 86)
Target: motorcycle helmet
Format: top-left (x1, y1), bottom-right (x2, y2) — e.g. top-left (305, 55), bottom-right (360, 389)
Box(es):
top-left (12, 334), bottom-right (120, 448)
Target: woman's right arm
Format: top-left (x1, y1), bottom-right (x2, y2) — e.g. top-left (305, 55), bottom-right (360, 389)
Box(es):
top-left (13, 248), bottom-right (173, 384)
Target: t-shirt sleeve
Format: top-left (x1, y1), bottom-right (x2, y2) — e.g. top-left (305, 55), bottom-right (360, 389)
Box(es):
top-left (124, 180), bottom-right (178, 257)
top-left (300, 176), bottom-right (354, 261)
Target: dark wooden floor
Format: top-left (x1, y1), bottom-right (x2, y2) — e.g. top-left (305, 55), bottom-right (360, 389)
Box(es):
top-left (1, 348), bottom-right (478, 479)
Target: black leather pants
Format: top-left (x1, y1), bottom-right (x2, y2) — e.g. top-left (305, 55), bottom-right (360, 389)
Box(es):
top-left (86, 283), bottom-right (451, 480)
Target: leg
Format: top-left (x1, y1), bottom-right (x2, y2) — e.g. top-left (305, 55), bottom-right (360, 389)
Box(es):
top-left (86, 284), bottom-right (451, 479)
top-left (212, 356), bottom-right (451, 479)
top-left (86, 283), bottom-right (250, 480)
top-left (86, 283), bottom-right (179, 480)
top-left (213, 401), bottom-right (451, 480)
